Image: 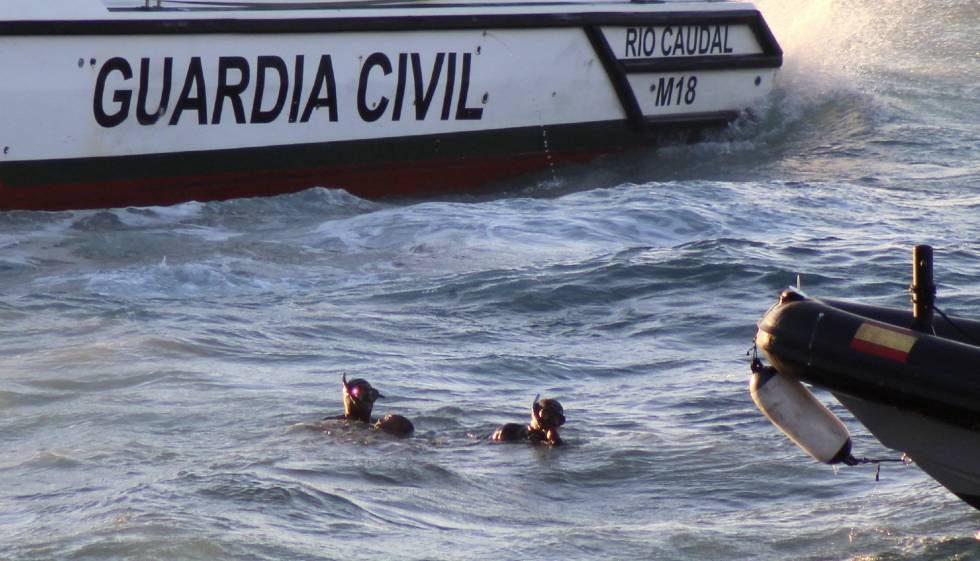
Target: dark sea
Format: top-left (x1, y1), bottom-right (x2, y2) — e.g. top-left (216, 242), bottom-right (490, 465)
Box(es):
top-left (2, 0), bottom-right (979, 559)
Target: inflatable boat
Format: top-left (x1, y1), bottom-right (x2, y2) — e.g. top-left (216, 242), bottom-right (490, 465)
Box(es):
top-left (751, 246), bottom-right (980, 510)
top-left (0, 0), bottom-right (781, 210)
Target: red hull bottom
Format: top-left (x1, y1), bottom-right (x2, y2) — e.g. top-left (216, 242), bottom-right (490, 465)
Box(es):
top-left (0, 119), bottom-right (713, 211)
top-left (1, 151), bottom-right (599, 212)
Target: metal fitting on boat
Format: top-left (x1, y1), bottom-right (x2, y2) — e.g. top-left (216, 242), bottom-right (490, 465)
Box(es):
top-left (779, 288), bottom-right (806, 304)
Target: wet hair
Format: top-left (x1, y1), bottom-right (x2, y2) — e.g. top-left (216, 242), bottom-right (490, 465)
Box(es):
top-left (375, 414), bottom-right (415, 438)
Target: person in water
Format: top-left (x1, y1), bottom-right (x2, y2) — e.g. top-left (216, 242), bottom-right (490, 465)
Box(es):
top-left (328, 374), bottom-right (415, 438)
top-left (491, 394), bottom-right (566, 446)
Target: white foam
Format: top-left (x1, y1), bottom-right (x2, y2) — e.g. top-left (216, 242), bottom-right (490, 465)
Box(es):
top-left (85, 260), bottom-right (276, 298)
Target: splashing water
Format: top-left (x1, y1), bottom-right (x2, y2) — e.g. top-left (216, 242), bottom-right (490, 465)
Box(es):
top-left (756, 0), bottom-right (979, 92)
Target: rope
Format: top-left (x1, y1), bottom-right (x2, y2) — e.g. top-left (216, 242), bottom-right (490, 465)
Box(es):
top-left (932, 304), bottom-right (980, 346)
top-left (845, 455), bottom-right (910, 481)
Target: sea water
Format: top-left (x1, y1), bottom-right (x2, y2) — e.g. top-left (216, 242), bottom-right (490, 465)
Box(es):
top-left (2, 0), bottom-right (979, 559)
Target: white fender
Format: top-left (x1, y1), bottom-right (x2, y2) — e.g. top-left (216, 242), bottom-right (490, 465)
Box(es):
top-left (750, 366), bottom-right (854, 464)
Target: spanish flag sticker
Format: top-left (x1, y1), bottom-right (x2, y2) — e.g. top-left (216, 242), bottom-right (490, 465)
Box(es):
top-left (849, 322), bottom-right (918, 363)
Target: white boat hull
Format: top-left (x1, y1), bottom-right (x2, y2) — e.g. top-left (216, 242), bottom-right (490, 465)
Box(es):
top-left (835, 393), bottom-right (980, 508)
top-left (0, 1), bottom-right (781, 209)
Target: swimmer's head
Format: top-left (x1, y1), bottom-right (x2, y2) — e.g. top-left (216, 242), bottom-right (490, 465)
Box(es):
top-left (375, 414), bottom-right (415, 438)
top-left (342, 374), bottom-right (383, 422)
top-left (530, 394), bottom-right (566, 432)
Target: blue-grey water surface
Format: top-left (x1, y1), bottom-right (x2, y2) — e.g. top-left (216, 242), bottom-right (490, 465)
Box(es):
top-left (2, 0), bottom-right (980, 559)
